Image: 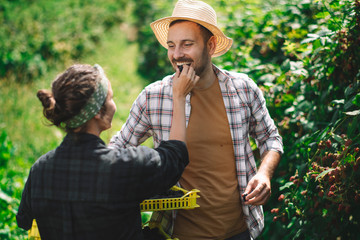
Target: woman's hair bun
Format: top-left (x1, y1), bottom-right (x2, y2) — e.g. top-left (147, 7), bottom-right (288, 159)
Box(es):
top-left (37, 89), bottom-right (56, 110)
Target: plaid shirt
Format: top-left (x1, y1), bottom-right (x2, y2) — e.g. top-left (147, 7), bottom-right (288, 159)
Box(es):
top-left (17, 133), bottom-right (188, 240)
top-left (110, 65), bottom-right (283, 239)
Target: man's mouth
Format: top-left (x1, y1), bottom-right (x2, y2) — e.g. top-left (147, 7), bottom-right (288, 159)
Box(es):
top-left (177, 62), bottom-right (192, 72)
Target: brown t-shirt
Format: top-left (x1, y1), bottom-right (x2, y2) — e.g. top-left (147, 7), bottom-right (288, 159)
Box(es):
top-left (172, 79), bottom-right (248, 240)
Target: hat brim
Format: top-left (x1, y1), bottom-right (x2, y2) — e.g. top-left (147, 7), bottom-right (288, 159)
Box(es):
top-left (150, 16), bottom-right (233, 57)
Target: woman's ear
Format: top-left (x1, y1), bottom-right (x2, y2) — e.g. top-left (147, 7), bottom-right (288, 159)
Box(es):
top-left (94, 112), bottom-right (102, 120)
top-left (208, 36), bottom-right (217, 56)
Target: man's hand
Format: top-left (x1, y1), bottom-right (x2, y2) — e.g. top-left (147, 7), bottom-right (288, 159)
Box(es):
top-left (242, 150), bottom-right (281, 205)
top-left (243, 172), bottom-right (271, 205)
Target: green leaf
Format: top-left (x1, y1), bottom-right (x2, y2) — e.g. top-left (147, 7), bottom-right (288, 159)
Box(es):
top-left (332, 134), bottom-right (344, 144)
top-left (300, 34), bottom-right (319, 44)
top-left (345, 110), bottom-right (360, 116)
top-left (0, 190), bottom-right (13, 204)
top-left (282, 94), bottom-right (295, 103)
top-left (141, 212), bottom-right (152, 225)
top-left (315, 168), bottom-right (334, 181)
top-left (353, 94), bottom-right (360, 107)
top-left (345, 85), bottom-right (356, 98)
top-left (331, 99), bottom-right (345, 106)
top-left (280, 181), bottom-right (294, 191)
top-left (344, 96), bottom-right (356, 110)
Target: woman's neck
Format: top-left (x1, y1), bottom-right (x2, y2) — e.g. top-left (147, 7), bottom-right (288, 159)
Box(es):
top-left (73, 118), bottom-right (101, 137)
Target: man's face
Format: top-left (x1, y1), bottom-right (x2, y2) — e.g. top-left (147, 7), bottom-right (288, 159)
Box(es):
top-left (167, 21), bottom-right (211, 77)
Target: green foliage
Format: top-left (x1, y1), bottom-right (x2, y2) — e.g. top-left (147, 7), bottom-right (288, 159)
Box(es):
top-left (0, 131), bottom-right (12, 168)
top-left (257, 0), bottom-right (360, 239)
top-left (0, 0), bottom-right (127, 82)
top-left (131, 0), bottom-right (175, 82)
top-left (271, 117), bottom-right (360, 239)
top-left (0, 131), bottom-right (26, 239)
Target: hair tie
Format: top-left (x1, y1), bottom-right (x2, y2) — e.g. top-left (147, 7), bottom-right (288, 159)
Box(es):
top-left (65, 64), bottom-right (108, 128)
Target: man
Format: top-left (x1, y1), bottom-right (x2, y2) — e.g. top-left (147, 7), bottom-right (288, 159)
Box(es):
top-left (110, 0), bottom-right (283, 239)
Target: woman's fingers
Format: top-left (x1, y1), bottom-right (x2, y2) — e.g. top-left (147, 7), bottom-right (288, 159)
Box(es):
top-left (173, 65), bottom-right (199, 98)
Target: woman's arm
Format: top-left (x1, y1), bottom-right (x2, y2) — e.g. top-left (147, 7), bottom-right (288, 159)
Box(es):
top-left (16, 172), bottom-right (33, 230)
top-left (169, 65), bottom-right (199, 142)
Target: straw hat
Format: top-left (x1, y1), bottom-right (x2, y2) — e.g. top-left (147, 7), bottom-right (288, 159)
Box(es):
top-left (150, 0), bottom-right (233, 57)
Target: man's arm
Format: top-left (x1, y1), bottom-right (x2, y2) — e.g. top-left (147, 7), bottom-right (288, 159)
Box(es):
top-left (110, 89), bottom-right (152, 148)
top-left (243, 150), bottom-right (281, 205)
top-left (243, 79), bottom-right (283, 205)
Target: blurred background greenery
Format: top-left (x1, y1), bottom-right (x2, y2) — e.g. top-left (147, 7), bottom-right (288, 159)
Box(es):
top-left (1, 0), bottom-right (359, 239)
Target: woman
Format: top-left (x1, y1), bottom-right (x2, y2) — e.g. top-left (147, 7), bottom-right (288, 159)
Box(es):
top-left (16, 64), bottom-right (199, 239)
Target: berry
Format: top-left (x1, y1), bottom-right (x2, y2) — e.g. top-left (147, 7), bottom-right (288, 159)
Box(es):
top-left (278, 194), bottom-right (285, 201)
top-left (318, 191), bottom-right (324, 197)
top-left (355, 194), bottom-right (360, 203)
top-left (327, 191), bottom-right (335, 197)
top-left (331, 161), bottom-right (338, 168)
top-left (293, 179), bottom-right (299, 185)
top-left (271, 208), bottom-right (279, 214)
top-left (326, 140), bottom-right (332, 148)
top-left (318, 141), bottom-right (325, 149)
top-left (345, 139), bottom-right (352, 146)
top-left (337, 204), bottom-right (345, 212)
top-left (311, 173), bottom-right (319, 179)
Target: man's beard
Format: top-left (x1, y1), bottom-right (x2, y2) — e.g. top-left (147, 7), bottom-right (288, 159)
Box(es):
top-left (171, 47), bottom-right (210, 77)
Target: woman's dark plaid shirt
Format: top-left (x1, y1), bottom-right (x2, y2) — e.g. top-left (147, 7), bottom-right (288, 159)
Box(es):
top-left (16, 133), bottom-right (188, 239)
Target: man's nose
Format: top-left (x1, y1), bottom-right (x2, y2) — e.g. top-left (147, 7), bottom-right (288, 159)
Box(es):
top-left (173, 46), bottom-right (185, 59)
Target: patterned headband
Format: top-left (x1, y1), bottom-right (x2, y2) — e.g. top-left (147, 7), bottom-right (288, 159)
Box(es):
top-left (65, 64), bottom-right (109, 128)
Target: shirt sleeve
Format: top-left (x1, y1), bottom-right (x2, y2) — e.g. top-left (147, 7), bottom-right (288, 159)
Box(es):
top-left (138, 140), bottom-right (189, 198)
top-left (109, 89), bottom-right (152, 148)
top-left (16, 171), bottom-right (33, 231)
top-left (248, 80), bottom-right (284, 156)
top-left (111, 140), bottom-right (189, 202)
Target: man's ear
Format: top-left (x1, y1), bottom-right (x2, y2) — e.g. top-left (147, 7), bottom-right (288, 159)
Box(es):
top-left (207, 36), bottom-right (217, 56)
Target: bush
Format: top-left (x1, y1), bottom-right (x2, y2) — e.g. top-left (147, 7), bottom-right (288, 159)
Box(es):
top-left (0, 131), bottom-right (26, 239)
top-left (257, 0), bottom-right (360, 239)
top-left (0, 0), bottom-right (127, 82)
top-left (131, 0), bottom-right (174, 82)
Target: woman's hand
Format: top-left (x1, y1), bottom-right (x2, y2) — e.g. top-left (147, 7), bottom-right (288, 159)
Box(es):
top-left (172, 65), bottom-right (199, 99)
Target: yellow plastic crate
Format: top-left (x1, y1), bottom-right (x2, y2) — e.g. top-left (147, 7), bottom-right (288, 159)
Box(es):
top-left (28, 186), bottom-right (200, 239)
top-left (28, 219), bottom-right (41, 240)
top-left (140, 185), bottom-right (200, 212)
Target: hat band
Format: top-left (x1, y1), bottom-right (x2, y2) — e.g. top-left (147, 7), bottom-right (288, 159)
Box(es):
top-left (65, 64), bottom-right (108, 128)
